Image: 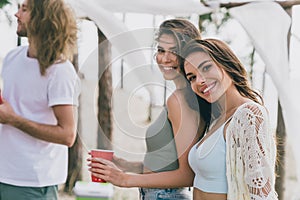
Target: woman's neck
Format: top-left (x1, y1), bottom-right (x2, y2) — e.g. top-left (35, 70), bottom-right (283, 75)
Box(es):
top-left (173, 75), bottom-right (188, 90)
top-left (218, 85), bottom-right (249, 119)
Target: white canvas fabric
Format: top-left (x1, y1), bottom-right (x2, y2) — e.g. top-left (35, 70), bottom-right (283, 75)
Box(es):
top-left (230, 2), bottom-right (300, 184)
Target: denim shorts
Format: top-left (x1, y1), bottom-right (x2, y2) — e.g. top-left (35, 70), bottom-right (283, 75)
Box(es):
top-left (139, 187), bottom-right (191, 200)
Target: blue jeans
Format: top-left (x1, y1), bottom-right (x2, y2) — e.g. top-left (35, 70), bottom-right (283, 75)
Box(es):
top-left (139, 188), bottom-right (191, 200)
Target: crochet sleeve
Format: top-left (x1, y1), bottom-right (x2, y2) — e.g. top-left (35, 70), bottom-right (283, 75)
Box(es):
top-left (238, 103), bottom-right (277, 199)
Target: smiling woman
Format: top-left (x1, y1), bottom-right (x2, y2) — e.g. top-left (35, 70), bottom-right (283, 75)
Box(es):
top-left (181, 38), bottom-right (278, 200)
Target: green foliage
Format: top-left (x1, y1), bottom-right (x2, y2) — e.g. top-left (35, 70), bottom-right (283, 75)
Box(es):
top-left (0, 0), bottom-right (10, 9)
top-left (199, 8), bottom-right (231, 34)
top-left (198, 6), bottom-right (256, 84)
top-left (0, 0), bottom-right (13, 25)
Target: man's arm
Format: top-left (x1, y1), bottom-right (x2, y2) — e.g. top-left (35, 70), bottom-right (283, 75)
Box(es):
top-left (0, 101), bottom-right (77, 147)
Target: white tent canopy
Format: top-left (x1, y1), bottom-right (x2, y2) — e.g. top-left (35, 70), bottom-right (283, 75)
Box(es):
top-left (69, 0), bottom-right (212, 17)
top-left (68, 0), bottom-right (212, 83)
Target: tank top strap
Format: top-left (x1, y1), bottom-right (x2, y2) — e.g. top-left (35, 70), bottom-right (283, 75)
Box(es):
top-left (224, 115), bottom-right (233, 125)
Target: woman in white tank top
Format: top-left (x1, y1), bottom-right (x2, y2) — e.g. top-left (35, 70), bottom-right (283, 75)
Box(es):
top-left (182, 38), bottom-right (278, 200)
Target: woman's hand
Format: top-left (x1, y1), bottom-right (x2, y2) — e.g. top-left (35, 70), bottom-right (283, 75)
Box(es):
top-left (87, 157), bottom-right (129, 187)
top-left (112, 155), bottom-right (131, 172)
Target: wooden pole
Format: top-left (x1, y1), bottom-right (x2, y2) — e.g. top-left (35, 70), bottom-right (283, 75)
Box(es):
top-left (274, 5), bottom-right (292, 200)
top-left (97, 28), bottom-right (113, 150)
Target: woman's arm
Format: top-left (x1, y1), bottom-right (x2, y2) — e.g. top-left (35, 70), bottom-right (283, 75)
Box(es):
top-left (238, 104), bottom-right (277, 199)
top-left (88, 91), bottom-right (202, 188)
top-left (112, 155), bottom-right (143, 174)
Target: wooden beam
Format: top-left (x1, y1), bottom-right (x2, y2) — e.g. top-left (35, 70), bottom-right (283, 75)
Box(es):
top-left (202, 0), bottom-right (300, 9)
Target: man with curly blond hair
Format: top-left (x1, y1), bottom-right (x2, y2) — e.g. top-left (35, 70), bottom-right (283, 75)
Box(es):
top-left (0, 0), bottom-right (80, 199)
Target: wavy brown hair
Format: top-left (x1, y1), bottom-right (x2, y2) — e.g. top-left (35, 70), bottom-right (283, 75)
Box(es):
top-left (181, 38), bottom-right (263, 105)
top-left (155, 18), bottom-right (201, 56)
top-left (27, 0), bottom-right (77, 75)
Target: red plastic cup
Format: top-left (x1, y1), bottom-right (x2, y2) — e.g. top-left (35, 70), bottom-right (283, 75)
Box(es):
top-left (0, 89), bottom-right (3, 104)
top-left (90, 149), bottom-right (114, 183)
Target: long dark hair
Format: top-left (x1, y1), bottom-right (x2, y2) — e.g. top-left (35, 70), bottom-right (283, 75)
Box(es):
top-left (180, 39), bottom-right (263, 132)
top-left (181, 38), bottom-right (263, 105)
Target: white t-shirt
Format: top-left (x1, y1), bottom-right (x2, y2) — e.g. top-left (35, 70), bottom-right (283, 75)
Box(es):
top-left (0, 46), bottom-right (81, 187)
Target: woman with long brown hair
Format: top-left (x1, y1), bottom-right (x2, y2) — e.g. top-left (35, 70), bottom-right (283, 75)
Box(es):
top-left (182, 38), bottom-right (278, 200)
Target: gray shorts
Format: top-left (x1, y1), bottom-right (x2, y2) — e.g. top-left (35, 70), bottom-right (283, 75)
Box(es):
top-left (0, 182), bottom-right (58, 200)
top-left (139, 187), bottom-right (192, 200)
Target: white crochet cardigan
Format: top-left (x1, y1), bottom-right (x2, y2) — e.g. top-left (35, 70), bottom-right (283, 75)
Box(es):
top-left (225, 101), bottom-right (278, 200)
